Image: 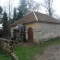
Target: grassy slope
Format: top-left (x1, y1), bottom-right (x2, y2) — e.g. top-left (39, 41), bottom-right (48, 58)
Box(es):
top-left (14, 37), bottom-right (60, 60)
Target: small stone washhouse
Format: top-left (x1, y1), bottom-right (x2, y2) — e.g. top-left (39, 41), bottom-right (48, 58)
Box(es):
top-left (10, 11), bottom-right (60, 43)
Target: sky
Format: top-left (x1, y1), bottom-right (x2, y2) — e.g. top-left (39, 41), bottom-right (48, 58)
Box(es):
top-left (35, 0), bottom-right (60, 17)
top-left (0, 0), bottom-right (60, 17)
top-left (0, 0), bottom-right (60, 27)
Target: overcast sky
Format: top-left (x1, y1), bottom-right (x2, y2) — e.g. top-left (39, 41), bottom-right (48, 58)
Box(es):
top-left (0, 0), bottom-right (60, 27)
top-left (0, 0), bottom-right (60, 17)
top-left (0, 0), bottom-right (60, 16)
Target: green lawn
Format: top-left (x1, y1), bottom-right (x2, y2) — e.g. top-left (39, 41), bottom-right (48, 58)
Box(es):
top-left (14, 37), bottom-right (60, 60)
top-left (0, 54), bottom-right (11, 60)
top-left (0, 49), bottom-right (12, 60)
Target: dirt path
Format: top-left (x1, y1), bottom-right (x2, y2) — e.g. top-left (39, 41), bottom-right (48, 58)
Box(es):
top-left (35, 44), bottom-right (60, 60)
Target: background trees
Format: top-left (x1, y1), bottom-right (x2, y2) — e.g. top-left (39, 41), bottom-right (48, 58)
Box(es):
top-left (2, 12), bottom-right (11, 39)
top-left (0, 6), bottom-right (3, 23)
top-left (19, 0), bottom-right (28, 16)
top-left (0, 6), bottom-right (3, 14)
top-left (12, 8), bottom-right (17, 23)
top-left (12, 0), bottom-right (40, 23)
top-left (12, 0), bottom-right (28, 22)
top-left (27, 0), bottom-right (40, 11)
top-left (41, 0), bottom-right (54, 16)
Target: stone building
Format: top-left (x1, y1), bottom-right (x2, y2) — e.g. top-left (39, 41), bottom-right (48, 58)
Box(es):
top-left (10, 11), bottom-right (60, 43)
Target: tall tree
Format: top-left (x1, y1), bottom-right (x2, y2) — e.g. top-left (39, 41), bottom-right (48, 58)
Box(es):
top-left (17, 9), bottom-right (23, 20)
top-left (17, 0), bottom-right (40, 20)
top-left (12, 8), bottom-right (23, 23)
top-left (16, 0), bottom-right (28, 20)
top-left (42, 0), bottom-right (54, 16)
top-left (12, 8), bottom-right (17, 23)
top-left (27, 0), bottom-right (40, 11)
top-left (13, 8), bottom-right (17, 20)
top-left (0, 6), bottom-right (3, 14)
top-left (2, 12), bottom-right (11, 39)
top-left (19, 0), bottom-right (28, 16)
top-left (0, 6), bottom-right (3, 23)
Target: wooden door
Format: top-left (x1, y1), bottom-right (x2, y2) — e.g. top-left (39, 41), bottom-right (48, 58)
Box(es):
top-left (28, 27), bottom-right (33, 43)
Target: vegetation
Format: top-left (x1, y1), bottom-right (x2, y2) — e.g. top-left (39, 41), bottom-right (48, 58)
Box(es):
top-left (2, 12), bottom-right (11, 39)
top-left (12, 8), bottom-right (17, 23)
top-left (14, 37), bottom-right (60, 60)
top-left (0, 54), bottom-right (11, 60)
top-left (11, 0), bottom-right (40, 23)
top-left (0, 6), bottom-right (3, 23)
top-left (41, 0), bottom-right (54, 16)
top-left (0, 48), bottom-right (12, 60)
top-left (0, 37), bottom-right (60, 60)
top-left (0, 6), bottom-right (3, 14)
top-left (18, 0), bottom-right (40, 16)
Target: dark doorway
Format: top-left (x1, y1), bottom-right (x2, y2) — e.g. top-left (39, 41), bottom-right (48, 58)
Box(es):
top-left (12, 25), bottom-right (26, 42)
top-left (28, 27), bottom-right (33, 43)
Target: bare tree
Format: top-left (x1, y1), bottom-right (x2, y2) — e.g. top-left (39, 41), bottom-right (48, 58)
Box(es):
top-left (16, 0), bottom-right (40, 20)
top-left (41, 0), bottom-right (54, 16)
top-left (27, 0), bottom-right (40, 11)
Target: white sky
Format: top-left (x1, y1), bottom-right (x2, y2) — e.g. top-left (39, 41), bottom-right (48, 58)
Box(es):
top-left (0, 0), bottom-right (60, 17)
top-left (35, 0), bottom-right (60, 16)
top-left (0, 23), bottom-right (2, 28)
top-left (0, 0), bottom-right (60, 27)
top-left (0, 0), bottom-right (60, 15)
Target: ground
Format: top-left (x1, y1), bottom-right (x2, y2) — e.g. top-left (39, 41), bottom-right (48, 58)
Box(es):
top-left (0, 49), bottom-right (12, 60)
top-left (35, 44), bottom-right (60, 60)
top-left (14, 38), bottom-right (60, 60)
top-left (1, 37), bottom-right (60, 60)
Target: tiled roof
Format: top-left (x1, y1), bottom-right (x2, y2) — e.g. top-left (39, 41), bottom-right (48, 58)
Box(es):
top-left (35, 12), bottom-right (60, 23)
top-left (10, 11), bottom-right (60, 27)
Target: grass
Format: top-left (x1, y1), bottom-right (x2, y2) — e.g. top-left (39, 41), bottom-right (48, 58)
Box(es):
top-left (14, 37), bottom-right (60, 60)
top-left (0, 48), bottom-right (12, 60)
top-left (0, 54), bottom-right (11, 60)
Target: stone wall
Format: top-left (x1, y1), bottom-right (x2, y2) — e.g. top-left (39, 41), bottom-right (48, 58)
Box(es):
top-left (0, 38), bottom-right (13, 52)
top-left (10, 22), bottom-right (60, 43)
top-left (25, 22), bottom-right (39, 40)
top-left (33, 22), bottom-right (60, 43)
top-left (25, 22), bottom-right (60, 43)
top-left (0, 38), bottom-right (19, 60)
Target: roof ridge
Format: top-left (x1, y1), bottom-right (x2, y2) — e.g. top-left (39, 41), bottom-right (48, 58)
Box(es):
top-left (33, 11), bottom-right (38, 21)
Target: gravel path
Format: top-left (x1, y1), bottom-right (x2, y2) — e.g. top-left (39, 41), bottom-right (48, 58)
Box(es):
top-left (35, 44), bottom-right (60, 60)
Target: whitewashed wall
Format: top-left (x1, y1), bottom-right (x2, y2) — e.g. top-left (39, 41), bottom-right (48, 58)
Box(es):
top-left (25, 22), bottom-right (60, 43)
top-left (33, 23), bottom-right (60, 43)
top-left (11, 22), bottom-right (60, 43)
